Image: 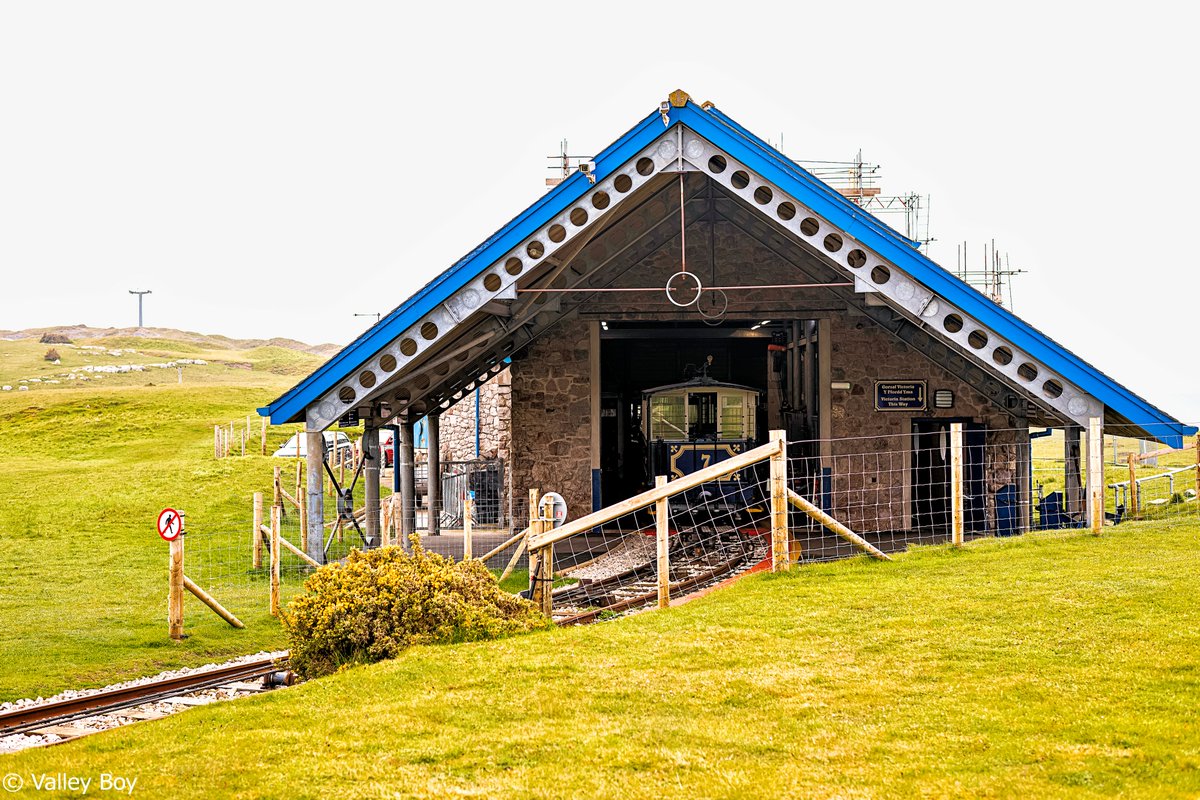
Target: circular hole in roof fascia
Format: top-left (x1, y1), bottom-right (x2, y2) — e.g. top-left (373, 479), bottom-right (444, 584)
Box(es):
top-left (636, 157), bottom-right (654, 176)
top-left (708, 154), bottom-right (727, 173)
top-left (731, 170), bottom-right (750, 190)
top-left (847, 249), bottom-right (867, 268)
top-left (1043, 379), bottom-right (1064, 398)
top-left (870, 265), bottom-right (891, 284)
top-left (526, 240), bottom-right (544, 259)
top-left (379, 354), bottom-right (397, 372)
top-left (548, 224), bottom-right (566, 243)
top-left (776, 201), bottom-right (796, 221)
top-left (338, 386), bottom-right (356, 404)
top-left (613, 174), bottom-right (632, 193)
top-left (823, 233), bottom-right (844, 253)
top-left (799, 217), bottom-right (820, 236)
top-left (420, 321), bottom-right (438, 340)
top-left (753, 185), bottom-right (773, 205)
top-left (591, 191), bottom-right (610, 209)
top-left (569, 207), bottom-right (588, 226)
top-left (483, 273), bottom-right (502, 292)
top-left (505, 257), bottom-right (522, 276)
top-left (943, 314), bottom-right (964, 334)
top-left (967, 330), bottom-right (989, 350)
top-left (1017, 362), bottom-right (1039, 382)
top-left (399, 338), bottom-right (418, 356)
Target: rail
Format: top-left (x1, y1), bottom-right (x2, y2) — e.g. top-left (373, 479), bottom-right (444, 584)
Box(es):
top-left (0, 656), bottom-right (289, 738)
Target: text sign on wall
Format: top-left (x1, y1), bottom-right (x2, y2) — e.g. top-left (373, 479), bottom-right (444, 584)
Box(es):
top-left (874, 381), bottom-right (927, 411)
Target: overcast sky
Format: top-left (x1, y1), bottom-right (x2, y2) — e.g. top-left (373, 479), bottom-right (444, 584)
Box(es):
top-left (1, 2), bottom-right (1196, 422)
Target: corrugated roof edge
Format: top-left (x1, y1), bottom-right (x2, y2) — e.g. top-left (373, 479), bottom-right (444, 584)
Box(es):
top-left (261, 107), bottom-right (667, 424)
top-left (676, 102), bottom-right (1195, 446)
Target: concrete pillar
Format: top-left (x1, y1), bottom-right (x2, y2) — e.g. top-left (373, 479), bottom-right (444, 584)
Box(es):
top-left (399, 416), bottom-right (416, 544)
top-left (305, 429), bottom-right (326, 563)
top-left (426, 413), bottom-right (441, 535)
top-left (1064, 425), bottom-right (1083, 519)
top-left (363, 418), bottom-right (380, 547)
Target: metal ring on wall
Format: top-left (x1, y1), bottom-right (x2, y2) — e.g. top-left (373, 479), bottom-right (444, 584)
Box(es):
top-left (697, 289), bottom-right (728, 326)
top-left (665, 271), bottom-right (703, 307)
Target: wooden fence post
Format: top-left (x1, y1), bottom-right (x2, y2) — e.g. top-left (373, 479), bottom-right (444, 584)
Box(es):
top-left (240, 428), bottom-right (246, 457)
top-left (528, 489), bottom-right (553, 614)
top-left (214, 425), bottom-right (221, 459)
top-left (227, 422), bottom-right (234, 457)
top-left (299, 477), bottom-right (308, 551)
top-left (273, 465), bottom-right (282, 513)
top-left (1195, 434), bottom-right (1199, 500)
top-left (950, 422), bottom-right (965, 546)
top-left (1088, 416), bottom-right (1104, 535)
top-left (1127, 454), bottom-right (1139, 520)
top-left (656, 475), bottom-right (670, 608)
top-left (768, 429), bottom-right (790, 571)
top-left (270, 504), bottom-right (281, 616)
top-left (168, 533), bottom-right (185, 640)
top-left (252, 492), bottom-right (264, 569)
top-left (463, 494), bottom-right (474, 560)
top-left (260, 416), bottom-right (267, 456)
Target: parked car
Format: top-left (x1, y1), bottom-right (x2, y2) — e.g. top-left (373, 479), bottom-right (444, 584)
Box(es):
top-left (272, 431), bottom-right (353, 462)
top-left (379, 428), bottom-right (394, 468)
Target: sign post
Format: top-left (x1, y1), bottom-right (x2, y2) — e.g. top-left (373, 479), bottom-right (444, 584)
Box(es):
top-left (159, 508), bottom-right (186, 640)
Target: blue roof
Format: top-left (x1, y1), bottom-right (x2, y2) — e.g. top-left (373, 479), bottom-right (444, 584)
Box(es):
top-left (262, 96), bottom-right (1195, 447)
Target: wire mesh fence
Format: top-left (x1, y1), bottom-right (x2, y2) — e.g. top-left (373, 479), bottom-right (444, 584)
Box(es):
top-left (180, 423), bottom-right (1198, 629)
top-left (545, 468), bottom-right (775, 623)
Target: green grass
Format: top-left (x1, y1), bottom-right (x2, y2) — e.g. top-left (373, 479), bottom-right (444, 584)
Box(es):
top-left (5, 522), bottom-right (1198, 798)
top-left (0, 339), bottom-right (331, 701)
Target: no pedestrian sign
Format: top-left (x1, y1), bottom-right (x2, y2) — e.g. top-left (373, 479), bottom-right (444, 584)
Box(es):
top-left (157, 508), bottom-right (183, 541)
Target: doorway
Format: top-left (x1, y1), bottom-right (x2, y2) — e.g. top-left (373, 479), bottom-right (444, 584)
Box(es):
top-left (911, 419), bottom-right (986, 533)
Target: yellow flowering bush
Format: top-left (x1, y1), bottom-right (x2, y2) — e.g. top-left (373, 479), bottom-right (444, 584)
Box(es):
top-left (282, 542), bottom-right (552, 678)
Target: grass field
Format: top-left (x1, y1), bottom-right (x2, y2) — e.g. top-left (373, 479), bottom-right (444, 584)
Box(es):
top-left (4, 522), bottom-right (1198, 798)
top-left (0, 332), bottom-right (333, 701)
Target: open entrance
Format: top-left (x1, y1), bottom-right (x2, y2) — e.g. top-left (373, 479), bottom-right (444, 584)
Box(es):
top-left (597, 319), bottom-right (824, 508)
top-left (598, 322), bottom-right (769, 505)
top-left (911, 419), bottom-right (986, 533)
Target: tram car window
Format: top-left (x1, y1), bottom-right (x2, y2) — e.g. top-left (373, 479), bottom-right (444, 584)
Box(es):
top-left (641, 376), bottom-right (764, 518)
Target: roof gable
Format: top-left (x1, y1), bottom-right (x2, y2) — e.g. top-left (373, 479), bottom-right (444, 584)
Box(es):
top-left (262, 93), bottom-right (1194, 447)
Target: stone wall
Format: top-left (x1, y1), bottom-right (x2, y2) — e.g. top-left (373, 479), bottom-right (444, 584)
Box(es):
top-left (509, 320), bottom-right (593, 518)
top-left (438, 368), bottom-right (511, 464)
top-left (826, 314), bottom-right (1022, 532)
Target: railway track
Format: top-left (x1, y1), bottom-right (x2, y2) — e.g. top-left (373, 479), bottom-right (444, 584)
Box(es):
top-left (552, 533), bottom-right (768, 624)
top-left (0, 654), bottom-right (292, 747)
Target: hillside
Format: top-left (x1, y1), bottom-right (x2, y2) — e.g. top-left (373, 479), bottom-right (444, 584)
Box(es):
top-left (0, 326), bottom-right (337, 393)
top-left (0, 325), bottom-right (341, 357)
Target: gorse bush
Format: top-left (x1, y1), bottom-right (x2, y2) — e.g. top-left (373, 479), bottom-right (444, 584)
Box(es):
top-left (282, 542), bottom-right (552, 678)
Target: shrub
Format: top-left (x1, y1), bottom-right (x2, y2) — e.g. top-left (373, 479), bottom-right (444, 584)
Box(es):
top-left (39, 332), bottom-right (71, 344)
top-left (282, 542), bottom-right (552, 679)
top-left (43, 348), bottom-right (60, 362)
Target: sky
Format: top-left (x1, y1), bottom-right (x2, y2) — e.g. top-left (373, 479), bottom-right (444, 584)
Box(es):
top-left (1, 2), bottom-right (1197, 422)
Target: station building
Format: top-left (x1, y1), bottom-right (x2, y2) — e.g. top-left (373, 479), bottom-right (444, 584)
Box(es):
top-left (260, 90), bottom-right (1194, 562)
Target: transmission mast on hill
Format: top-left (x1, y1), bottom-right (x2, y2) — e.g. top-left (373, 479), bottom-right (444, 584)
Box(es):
top-left (129, 289), bottom-right (151, 328)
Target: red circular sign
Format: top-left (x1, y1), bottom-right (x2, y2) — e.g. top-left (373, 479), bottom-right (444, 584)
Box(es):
top-left (157, 508), bottom-right (182, 541)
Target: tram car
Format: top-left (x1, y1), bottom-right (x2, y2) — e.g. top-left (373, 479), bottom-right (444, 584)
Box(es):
top-left (642, 377), bottom-right (764, 515)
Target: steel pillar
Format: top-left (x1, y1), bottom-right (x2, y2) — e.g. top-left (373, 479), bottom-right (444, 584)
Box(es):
top-left (305, 430), bottom-right (325, 563)
top-left (426, 413), bottom-right (441, 536)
